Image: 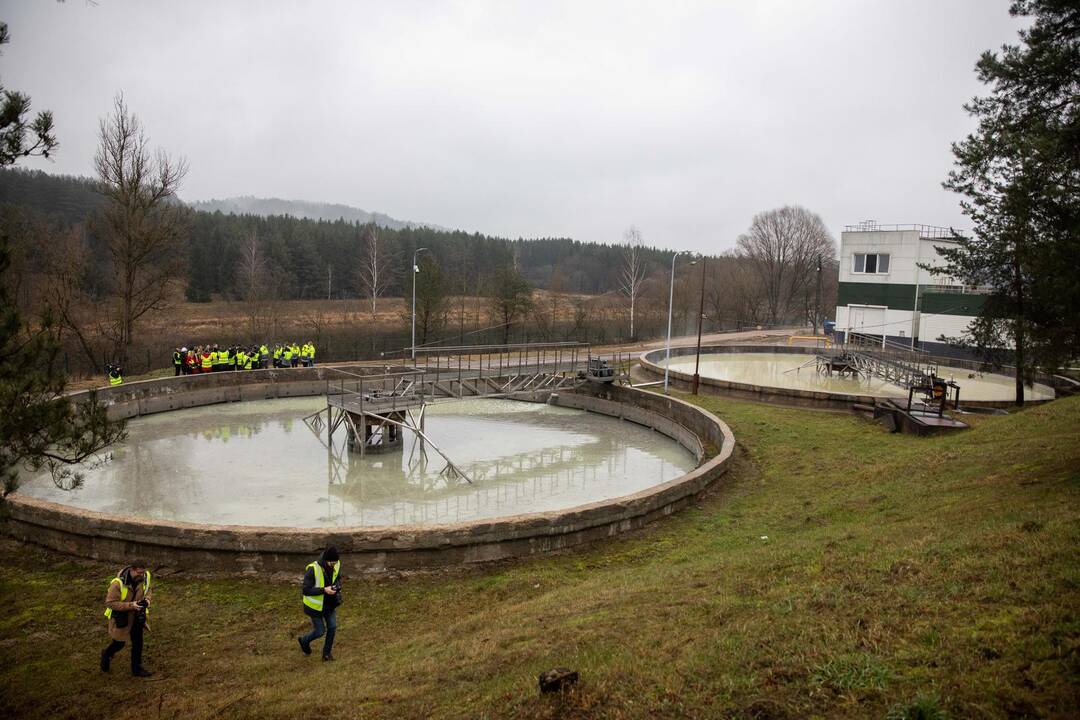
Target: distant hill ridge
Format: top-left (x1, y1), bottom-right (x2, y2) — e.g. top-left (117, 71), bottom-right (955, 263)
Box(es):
top-left (0, 168), bottom-right (445, 231)
top-left (190, 196), bottom-right (446, 231)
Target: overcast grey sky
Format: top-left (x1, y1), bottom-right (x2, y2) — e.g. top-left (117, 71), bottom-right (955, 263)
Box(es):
top-left (2, 1), bottom-right (1023, 252)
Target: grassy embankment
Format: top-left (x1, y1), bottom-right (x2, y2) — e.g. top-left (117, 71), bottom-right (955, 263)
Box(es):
top-left (1, 394), bottom-right (1077, 718)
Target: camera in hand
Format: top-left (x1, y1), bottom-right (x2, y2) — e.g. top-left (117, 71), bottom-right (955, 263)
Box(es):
top-left (331, 581), bottom-right (343, 604)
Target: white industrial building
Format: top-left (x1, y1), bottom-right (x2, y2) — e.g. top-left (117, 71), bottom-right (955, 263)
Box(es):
top-left (834, 223), bottom-right (988, 354)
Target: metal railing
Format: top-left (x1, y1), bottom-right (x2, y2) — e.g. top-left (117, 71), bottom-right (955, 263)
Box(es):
top-left (842, 222), bottom-right (965, 239)
top-left (835, 332), bottom-right (938, 389)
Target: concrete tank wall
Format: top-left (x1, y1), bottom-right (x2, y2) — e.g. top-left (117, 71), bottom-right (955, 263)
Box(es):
top-left (5, 373), bottom-right (735, 575)
top-left (638, 345), bottom-right (1052, 410)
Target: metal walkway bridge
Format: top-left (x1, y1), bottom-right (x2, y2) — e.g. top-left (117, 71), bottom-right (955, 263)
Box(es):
top-left (302, 342), bottom-right (623, 484)
top-left (816, 332), bottom-right (940, 390)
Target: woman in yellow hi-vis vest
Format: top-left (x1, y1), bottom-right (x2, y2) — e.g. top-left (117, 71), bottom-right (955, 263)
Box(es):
top-left (100, 560), bottom-right (153, 677)
top-left (298, 546), bottom-right (341, 661)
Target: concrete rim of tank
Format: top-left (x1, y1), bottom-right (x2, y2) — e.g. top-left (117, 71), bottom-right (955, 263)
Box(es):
top-left (639, 345), bottom-right (1055, 410)
top-left (3, 369), bottom-right (735, 573)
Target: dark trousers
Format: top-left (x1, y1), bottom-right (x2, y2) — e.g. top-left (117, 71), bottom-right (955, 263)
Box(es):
top-left (301, 609), bottom-right (337, 656)
top-left (174, 365), bottom-right (181, 376)
top-left (103, 614), bottom-right (145, 672)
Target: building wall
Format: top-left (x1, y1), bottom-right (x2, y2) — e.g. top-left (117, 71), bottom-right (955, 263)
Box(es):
top-left (921, 313), bottom-right (975, 344)
top-left (838, 230), bottom-right (962, 287)
top-left (835, 229), bottom-right (980, 345)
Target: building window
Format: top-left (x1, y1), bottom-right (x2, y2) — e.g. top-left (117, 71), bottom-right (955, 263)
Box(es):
top-left (853, 253), bottom-right (890, 274)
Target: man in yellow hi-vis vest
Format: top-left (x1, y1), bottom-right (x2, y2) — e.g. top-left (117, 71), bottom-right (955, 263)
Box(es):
top-left (298, 546), bottom-right (341, 661)
top-left (100, 560), bottom-right (154, 677)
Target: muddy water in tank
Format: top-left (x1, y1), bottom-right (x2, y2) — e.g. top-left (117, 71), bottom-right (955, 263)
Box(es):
top-left (16, 398), bottom-right (697, 527)
top-left (662, 352), bottom-right (1055, 402)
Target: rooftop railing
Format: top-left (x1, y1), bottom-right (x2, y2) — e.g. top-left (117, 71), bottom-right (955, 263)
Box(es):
top-left (842, 222), bottom-right (966, 239)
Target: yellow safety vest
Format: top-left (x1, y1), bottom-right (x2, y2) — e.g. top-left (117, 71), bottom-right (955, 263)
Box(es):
top-left (109, 372), bottom-right (123, 386)
top-left (302, 561), bottom-right (340, 612)
top-left (104, 570), bottom-right (152, 618)
top-left (201, 354), bottom-right (212, 370)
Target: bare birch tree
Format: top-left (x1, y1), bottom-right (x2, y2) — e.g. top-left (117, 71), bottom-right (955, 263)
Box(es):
top-left (235, 229), bottom-right (271, 340)
top-left (357, 225), bottom-right (395, 319)
top-left (736, 206), bottom-right (835, 326)
top-left (619, 226), bottom-right (648, 340)
top-left (94, 94), bottom-right (189, 365)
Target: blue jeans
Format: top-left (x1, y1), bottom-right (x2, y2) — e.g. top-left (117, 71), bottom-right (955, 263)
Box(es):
top-left (301, 609), bottom-right (337, 656)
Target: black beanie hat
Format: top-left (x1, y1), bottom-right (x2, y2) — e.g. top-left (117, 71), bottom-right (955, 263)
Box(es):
top-left (323, 546), bottom-right (339, 563)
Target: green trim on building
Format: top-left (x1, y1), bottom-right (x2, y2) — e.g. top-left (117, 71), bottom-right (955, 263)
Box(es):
top-left (920, 291), bottom-right (986, 315)
top-left (837, 282), bottom-right (984, 317)
top-left (837, 281), bottom-right (918, 310)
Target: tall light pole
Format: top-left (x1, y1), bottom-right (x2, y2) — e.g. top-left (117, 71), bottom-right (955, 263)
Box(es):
top-left (815, 253), bottom-right (823, 336)
top-left (664, 252), bottom-right (697, 395)
top-left (411, 247), bottom-right (428, 361)
top-left (692, 256), bottom-right (708, 395)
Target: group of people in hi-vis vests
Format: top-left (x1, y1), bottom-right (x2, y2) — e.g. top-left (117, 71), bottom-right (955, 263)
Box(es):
top-left (172, 341), bottom-right (316, 376)
top-left (101, 546), bottom-right (343, 677)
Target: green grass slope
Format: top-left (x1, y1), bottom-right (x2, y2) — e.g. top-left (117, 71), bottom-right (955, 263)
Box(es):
top-left (1, 394), bottom-right (1077, 719)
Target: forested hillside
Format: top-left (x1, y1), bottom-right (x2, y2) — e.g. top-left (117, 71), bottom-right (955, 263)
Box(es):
top-left (0, 167), bottom-right (675, 299)
top-left (0, 167), bottom-right (104, 225)
top-left (1, 167), bottom-right (836, 376)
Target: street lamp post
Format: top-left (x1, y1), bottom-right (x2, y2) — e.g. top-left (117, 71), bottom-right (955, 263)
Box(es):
top-left (692, 256), bottom-right (708, 395)
top-left (664, 252), bottom-right (697, 395)
top-left (411, 247), bottom-right (428, 361)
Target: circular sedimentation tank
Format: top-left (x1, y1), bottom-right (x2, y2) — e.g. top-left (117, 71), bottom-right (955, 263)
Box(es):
top-left (643, 346), bottom-right (1055, 406)
top-left (4, 369), bottom-right (735, 572)
top-left (16, 398), bottom-right (697, 528)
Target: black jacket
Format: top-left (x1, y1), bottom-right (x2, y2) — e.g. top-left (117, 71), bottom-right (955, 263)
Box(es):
top-left (301, 549), bottom-right (341, 617)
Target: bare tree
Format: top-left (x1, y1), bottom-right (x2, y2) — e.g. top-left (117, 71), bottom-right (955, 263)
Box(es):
top-left (736, 206), bottom-right (835, 326)
top-left (705, 252), bottom-right (767, 330)
top-left (94, 94), bottom-right (189, 365)
top-left (301, 307), bottom-right (328, 352)
top-left (619, 226), bottom-right (648, 340)
top-left (400, 255), bottom-right (449, 347)
top-left (235, 228), bottom-right (271, 340)
top-left (487, 266), bottom-right (534, 344)
top-left (549, 262), bottom-right (568, 339)
top-left (570, 296), bottom-right (593, 341)
top-left (357, 225), bottom-right (395, 319)
top-left (39, 223), bottom-right (103, 370)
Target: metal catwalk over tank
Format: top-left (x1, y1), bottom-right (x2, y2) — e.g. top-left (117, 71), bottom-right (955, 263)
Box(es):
top-left (302, 342), bottom-right (635, 485)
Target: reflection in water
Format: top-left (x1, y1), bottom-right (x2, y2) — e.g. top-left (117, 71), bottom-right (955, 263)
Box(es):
top-left (17, 398), bottom-right (696, 528)
top-left (664, 353), bottom-right (1055, 402)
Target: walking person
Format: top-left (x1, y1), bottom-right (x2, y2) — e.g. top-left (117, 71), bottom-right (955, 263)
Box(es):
top-left (100, 560), bottom-right (154, 677)
top-left (298, 546), bottom-right (342, 661)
